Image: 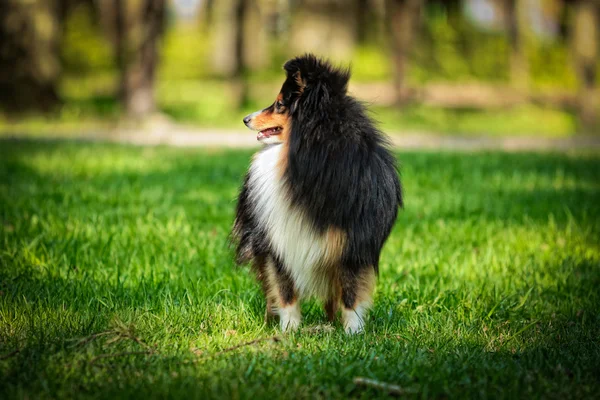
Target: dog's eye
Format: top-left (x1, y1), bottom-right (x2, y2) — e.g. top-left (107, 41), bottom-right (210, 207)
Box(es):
top-left (276, 101), bottom-right (284, 109)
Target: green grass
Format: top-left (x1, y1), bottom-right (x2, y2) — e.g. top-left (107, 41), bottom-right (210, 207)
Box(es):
top-left (1, 140), bottom-right (599, 399)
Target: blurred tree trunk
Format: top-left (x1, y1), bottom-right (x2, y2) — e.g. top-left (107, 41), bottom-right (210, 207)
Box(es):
top-left (503, 0), bottom-right (529, 90)
top-left (290, 0), bottom-right (358, 60)
top-left (356, 0), bottom-right (370, 43)
top-left (116, 0), bottom-right (166, 118)
top-left (233, 0), bottom-right (249, 108)
top-left (199, 0), bottom-right (215, 32)
top-left (213, 0), bottom-right (262, 73)
top-left (572, 0), bottom-right (598, 132)
top-left (113, 0), bottom-right (126, 103)
top-left (243, 1), bottom-right (269, 72)
top-left (99, 0), bottom-right (166, 118)
top-left (212, 0), bottom-right (259, 108)
top-left (265, 0), bottom-right (291, 38)
top-left (557, 0), bottom-right (571, 40)
top-left (385, 0), bottom-right (422, 104)
top-left (0, 0), bottom-right (62, 112)
top-left (428, 0), bottom-right (461, 29)
top-left (212, 0), bottom-right (237, 75)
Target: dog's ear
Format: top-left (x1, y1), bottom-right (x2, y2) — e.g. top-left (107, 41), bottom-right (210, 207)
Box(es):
top-left (284, 54), bottom-right (351, 115)
top-left (293, 70), bottom-right (306, 95)
top-left (290, 71), bottom-right (305, 114)
top-left (285, 54), bottom-right (349, 97)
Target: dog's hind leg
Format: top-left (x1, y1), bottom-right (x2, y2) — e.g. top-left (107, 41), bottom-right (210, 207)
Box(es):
top-left (324, 297), bottom-right (339, 322)
top-left (324, 276), bottom-right (341, 322)
top-left (265, 254), bottom-right (301, 332)
top-left (340, 267), bottom-right (376, 334)
top-left (251, 255), bottom-right (277, 323)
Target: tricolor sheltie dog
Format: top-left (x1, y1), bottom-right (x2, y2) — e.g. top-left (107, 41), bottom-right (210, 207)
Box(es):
top-left (232, 54), bottom-right (402, 333)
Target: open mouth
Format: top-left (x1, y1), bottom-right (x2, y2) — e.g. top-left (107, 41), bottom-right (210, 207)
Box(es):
top-left (257, 126), bottom-right (283, 141)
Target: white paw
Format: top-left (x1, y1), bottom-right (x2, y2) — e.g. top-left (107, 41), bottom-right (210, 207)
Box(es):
top-left (342, 304), bottom-right (369, 334)
top-left (279, 303), bottom-right (301, 332)
top-left (343, 314), bottom-right (364, 334)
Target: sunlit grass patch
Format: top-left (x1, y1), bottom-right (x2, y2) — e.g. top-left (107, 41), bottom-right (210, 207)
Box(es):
top-left (1, 141), bottom-right (599, 399)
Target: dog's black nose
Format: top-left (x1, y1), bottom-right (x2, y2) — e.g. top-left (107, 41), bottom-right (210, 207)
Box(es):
top-left (243, 115), bottom-right (251, 125)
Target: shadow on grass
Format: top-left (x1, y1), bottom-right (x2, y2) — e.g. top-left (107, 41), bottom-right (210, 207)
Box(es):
top-left (1, 259), bottom-right (598, 399)
top-left (1, 138), bottom-right (599, 398)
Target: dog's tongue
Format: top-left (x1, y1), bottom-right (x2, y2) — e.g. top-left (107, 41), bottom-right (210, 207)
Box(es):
top-left (257, 130), bottom-right (271, 140)
top-left (257, 127), bottom-right (278, 140)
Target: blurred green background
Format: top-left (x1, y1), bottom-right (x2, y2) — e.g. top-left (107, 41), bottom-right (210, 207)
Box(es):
top-left (0, 0), bottom-right (598, 136)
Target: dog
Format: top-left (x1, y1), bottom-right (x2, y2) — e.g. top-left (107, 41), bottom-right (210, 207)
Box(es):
top-left (231, 54), bottom-right (402, 333)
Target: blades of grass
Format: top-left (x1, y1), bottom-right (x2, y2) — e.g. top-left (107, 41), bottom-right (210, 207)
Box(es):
top-left (512, 286), bottom-right (535, 311)
top-left (486, 293), bottom-right (515, 320)
top-left (502, 320), bottom-right (540, 346)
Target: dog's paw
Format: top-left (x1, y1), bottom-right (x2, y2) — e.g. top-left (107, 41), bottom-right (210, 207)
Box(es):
top-left (280, 317), bottom-right (301, 332)
top-left (342, 305), bottom-right (368, 334)
top-left (343, 318), bottom-right (364, 334)
top-left (279, 304), bottom-right (301, 332)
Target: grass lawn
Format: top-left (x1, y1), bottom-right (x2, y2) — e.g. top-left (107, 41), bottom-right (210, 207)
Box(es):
top-left (1, 140), bottom-right (599, 399)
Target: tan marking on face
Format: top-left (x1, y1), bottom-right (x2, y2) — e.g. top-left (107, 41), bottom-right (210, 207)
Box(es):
top-left (275, 118), bottom-right (292, 178)
top-left (251, 109), bottom-right (288, 131)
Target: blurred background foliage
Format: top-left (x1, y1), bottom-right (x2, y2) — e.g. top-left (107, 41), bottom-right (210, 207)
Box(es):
top-left (0, 0), bottom-right (598, 136)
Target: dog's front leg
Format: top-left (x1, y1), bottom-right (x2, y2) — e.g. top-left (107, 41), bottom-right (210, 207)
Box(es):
top-left (341, 267), bottom-right (376, 334)
top-left (265, 254), bottom-right (301, 332)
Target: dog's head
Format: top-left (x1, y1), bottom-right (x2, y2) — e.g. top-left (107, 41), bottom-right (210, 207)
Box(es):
top-left (243, 54), bottom-right (350, 144)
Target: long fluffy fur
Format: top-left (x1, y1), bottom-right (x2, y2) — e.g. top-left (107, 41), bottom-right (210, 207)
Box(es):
top-left (232, 54), bottom-right (402, 330)
top-left (282, 55), bottom-right (402, 274)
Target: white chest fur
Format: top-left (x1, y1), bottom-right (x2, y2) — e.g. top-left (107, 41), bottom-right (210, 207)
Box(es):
top-left (248, 144), bottom-right (331, 298)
